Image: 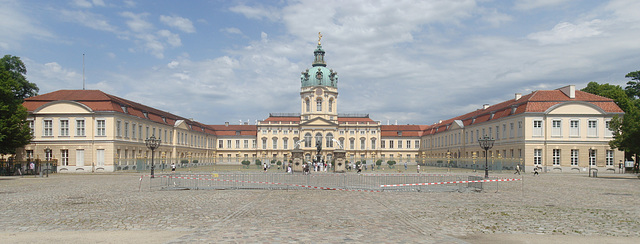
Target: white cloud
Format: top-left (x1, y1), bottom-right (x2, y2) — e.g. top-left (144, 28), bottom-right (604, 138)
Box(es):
top-left (229, 4), bottom-right (280, 21)
top-left (480, 8), bottom-right (513, 27)
top-left (60, 10), bottom-right (117, 32)
top-left (0, 0), bottom-right (54, 50)
top-left (24, 59), bottom-right (82, 92)
top-left (513, 0), bottom-right (571, 10)
top-left (222, 27), bottom-right (243, 35)
top-left (528, 20), bottom-right (603, 45)
top-left (158, 30), bottom-right (182, 47)
top-left (159, 15), bottom-right (195, 33)
top-left (167, 60), bottom-right (179, 69)
top-left (120, 11), bottom-right (153, 33)
top-left (71, 0), bottom-right (105, 8)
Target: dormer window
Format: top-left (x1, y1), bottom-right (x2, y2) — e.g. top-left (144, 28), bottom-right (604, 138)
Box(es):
top-left (162, 117), bottom-right (167, 123)
top-left (397, 131), bottom-right (402, 136)
top-left (490, 113), bottom-right (495, 120)
top-left (236, 131), bottom-right (241, 136)
top-left (471, 118), bottom-right (476, 124)
top-left (510, 106), bottom-right (517, 115)
top-left (143, 111), bottom-right (148, 118)
top-left (121, 106), bottom-right (128, 113)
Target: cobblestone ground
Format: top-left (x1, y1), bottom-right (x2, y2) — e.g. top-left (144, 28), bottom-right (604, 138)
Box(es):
top-left (1, 171), bottom-right (639, 243)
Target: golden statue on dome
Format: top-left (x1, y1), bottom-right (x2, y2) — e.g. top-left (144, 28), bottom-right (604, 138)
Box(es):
top-left (318, 32), bottom-right (322, 45)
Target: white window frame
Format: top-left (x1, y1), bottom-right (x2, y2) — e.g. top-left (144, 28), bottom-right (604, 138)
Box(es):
top-left (606, 150), bottom-right (614, 166)
top-left (605, 120), bottom-right (613, 137)
top-left (551, 119), bottom-right (561, 137)
top-left (61, 149), bottom-right (69, 166)
top-left (569, 119), bottom-right (579, 137)
top-left (552, 149), bottom-right (560, 166)
top-left (571, 149), bottom-right (579, 166)
top-left (43, 119), bottom-right (53, 137)
top-left (589, 149), bottom-right (597, 166)
top-left (59, 119), bottom-right (69, 137)
top-left (533, 120), bottom-right (543, 137)
top-left (534, 149), bottom-right (542, 165)
top-left (76, 119), bottom-right (86, 137)
top-left (96, 119), bottom-right (106, 136)
top-left (587, 120), bottom-right (598, 137)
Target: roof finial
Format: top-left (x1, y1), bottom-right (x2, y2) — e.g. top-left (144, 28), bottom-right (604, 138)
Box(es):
top-left (318, 32), bottom-right (322, 45)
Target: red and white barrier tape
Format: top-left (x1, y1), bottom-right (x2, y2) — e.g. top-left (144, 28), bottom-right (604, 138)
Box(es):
top-left (380, 178), bottom-right (521, 187)
top-left (143, 174), bottom-right (380, 192)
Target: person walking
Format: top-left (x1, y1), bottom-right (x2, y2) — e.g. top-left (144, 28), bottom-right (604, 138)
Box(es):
top-left (171, 162), bottom-right (176, 173)
top-left (514, 164), bottom-right (521, 175)
top-left (417, 164), bottom-right (420, 174)
top-left (533, 166), bottom-right (539, 176)
top-left (404, 162), bottom-right (407, 171)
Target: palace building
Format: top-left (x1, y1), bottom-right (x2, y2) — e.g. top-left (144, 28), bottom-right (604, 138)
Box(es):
top-left (16, 37), bottom-right (624, 173)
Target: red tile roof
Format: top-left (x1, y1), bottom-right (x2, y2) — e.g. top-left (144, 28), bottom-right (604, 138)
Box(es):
top-left (24, 90), bottom-right (216, 135)
top-left (425, 87), bottom-right (624, 136)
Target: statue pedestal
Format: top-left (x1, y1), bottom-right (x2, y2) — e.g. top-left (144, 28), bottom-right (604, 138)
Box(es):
top-left (291, 149), bottom-right (304, 172)
top-left (333, 149), bottom-right (346, 173)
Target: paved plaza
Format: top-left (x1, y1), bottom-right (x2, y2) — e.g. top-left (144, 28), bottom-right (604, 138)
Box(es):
top-left (1, 169), bottom-right (639, 243)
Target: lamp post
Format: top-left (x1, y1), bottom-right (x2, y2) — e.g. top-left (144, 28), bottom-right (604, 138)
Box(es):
top-left (478, 135), bottom-right (495, 179)
top-left (145, 136), bottom-right (160, 178)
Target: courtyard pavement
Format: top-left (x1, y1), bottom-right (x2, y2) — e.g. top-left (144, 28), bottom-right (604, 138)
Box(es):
top-left (1, 169), bottom-right (639, 243)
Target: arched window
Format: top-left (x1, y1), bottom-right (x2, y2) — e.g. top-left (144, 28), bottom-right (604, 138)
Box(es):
top-left (304, 133), bottom-right (312, 147)
top-left (328, 98), bottom-right (333, 112)
top-left (317, 99), bottom-right (322, 111)
top-left (305, 99), bottom-right (310, 112)
top-left (315, 133), bottom-right (323, 147)
top-left (326, 133), bottom-right (334, 148)
top-left (283, 137), bottom-right (289, 149)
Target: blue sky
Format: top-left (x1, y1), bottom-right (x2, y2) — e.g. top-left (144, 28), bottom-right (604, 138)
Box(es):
top-left (2, 0), bottom-right (640, 125)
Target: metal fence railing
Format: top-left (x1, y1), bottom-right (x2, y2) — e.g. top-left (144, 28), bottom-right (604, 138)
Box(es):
top-left (146, 172), bottom-right (506, 192)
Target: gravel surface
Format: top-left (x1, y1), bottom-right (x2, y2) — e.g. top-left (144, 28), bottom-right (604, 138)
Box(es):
top-left (1, 171), bottom-right (639, 243)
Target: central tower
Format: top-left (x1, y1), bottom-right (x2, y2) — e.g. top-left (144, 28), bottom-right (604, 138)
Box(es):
top-left (300, 32), bottom-right (339, 122)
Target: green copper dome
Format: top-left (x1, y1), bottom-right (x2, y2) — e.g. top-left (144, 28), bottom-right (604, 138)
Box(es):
top-left (301, 44), bottom-right (338, 88)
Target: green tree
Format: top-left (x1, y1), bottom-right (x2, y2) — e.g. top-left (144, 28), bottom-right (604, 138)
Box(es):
top-left (624, 71), bottom-right (640, 99)
top-left (582, 80), bottom-right (640, 172)
top-left (0, 55), bottom-right (39, 155)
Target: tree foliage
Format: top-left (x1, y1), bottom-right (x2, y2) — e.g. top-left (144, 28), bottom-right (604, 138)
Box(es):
top-left (0, 55), bottom-right (39, 155)
top-left (582, 76), bottom-right (640, 171)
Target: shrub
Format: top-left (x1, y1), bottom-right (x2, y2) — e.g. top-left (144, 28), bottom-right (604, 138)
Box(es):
top-left (387, 160), bottom-right (397, 168)
top-left (192, 159), bottom-right (198, 164)
top-left (271, 159), bottom-right (277, 165)
top-left (376, 159), bottom-right (383, 166)
top-left (180, 159), bottom-right (188, 164)
top-left (241, 160), bottom-right (251, 166)
top-left (255, 159), bottom-right (261, 166)
top-left (277, 161), bottom-right (282, 166)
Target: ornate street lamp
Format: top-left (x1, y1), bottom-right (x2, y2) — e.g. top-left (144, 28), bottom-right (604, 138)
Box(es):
top-left (145, 136), bottom-right (161, 178)
top-left (477, 135), bottom-right (495, 179)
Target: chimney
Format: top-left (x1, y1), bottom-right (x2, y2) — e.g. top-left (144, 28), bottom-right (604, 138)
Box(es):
top-left (560, 85), bottom-right (576, 99)
top-left (483, 104), bottom-right (490, 110)
top-left (224, 122), bottom-right (229, 126)
top-left (515, 93), bottom-right (522, 101)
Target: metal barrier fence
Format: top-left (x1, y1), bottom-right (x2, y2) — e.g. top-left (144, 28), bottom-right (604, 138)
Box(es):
top-left (148, 172), bottom-right (499, 192)
top-left (122, 156), bottom-right (522, 174)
